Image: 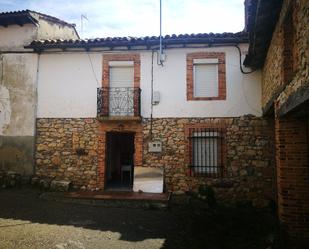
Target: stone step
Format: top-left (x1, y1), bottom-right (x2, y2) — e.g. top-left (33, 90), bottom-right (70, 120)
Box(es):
top-left (39, 191), bottom-right (170, 209)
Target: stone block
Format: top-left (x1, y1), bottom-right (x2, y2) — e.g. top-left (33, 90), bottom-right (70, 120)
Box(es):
top-left (39, 178), bottom-right (52, 189)
top-left (50, 180), bottom-right (71, 192)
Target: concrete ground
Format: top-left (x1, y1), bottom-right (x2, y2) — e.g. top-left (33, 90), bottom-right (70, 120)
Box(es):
top-left (0, 187), bottom-right (277, 249)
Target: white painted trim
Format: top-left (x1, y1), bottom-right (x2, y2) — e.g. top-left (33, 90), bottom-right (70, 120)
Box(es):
top-left (193, 58), bottom-right (218, 64)
top-left (108, 61), bottom-right (134, 67)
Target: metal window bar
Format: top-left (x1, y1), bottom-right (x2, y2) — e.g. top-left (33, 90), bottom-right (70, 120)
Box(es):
top-left (189, 127), bottom-right (224, 177)
top-left (97, 87), bottom-right (104, 116)
top-left (97, 87), bottom-right (141, 117)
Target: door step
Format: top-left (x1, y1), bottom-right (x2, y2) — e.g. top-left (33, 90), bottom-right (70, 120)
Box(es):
top-left (40, 190), bottom-right (170, 209)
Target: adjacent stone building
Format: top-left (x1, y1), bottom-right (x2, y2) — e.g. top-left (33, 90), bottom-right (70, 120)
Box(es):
top-left (0, 10), bottom-right (79, 175)
top-left (244, 0), bottom-right (309, 244)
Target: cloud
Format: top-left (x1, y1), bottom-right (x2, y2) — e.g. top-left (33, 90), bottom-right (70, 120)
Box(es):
top-left (0, 0), bottom-right (245, 38)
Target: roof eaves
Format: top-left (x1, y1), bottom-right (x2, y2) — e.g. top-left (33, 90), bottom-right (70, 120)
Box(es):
top-left (0, 9), bottom-right (77, 29)
top-left (243, 0), bottom-right (283, 68)
top-left (0, 10), bottom-right (38, 27)
top-left (25, 32), bottom-right (249, 51)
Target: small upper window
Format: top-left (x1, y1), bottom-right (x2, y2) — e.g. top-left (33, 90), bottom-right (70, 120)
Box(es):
top-left (193, 58), bottom-right (219, 98)
top-left (109, 61), bottom-right (134, 88)
top-left (101, 54), bottom-right (141, 117)
top-left (108, 61), bottom-right (134, 116)
top-left (187, 52), bottom-right (226, 101)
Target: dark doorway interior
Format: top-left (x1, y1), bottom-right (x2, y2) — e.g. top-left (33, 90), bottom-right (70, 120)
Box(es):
top-left (105, 132), bottom-right (135, 191)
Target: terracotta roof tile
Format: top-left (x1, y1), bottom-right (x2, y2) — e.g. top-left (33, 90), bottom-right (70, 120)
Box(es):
top-left (26, 32), bottom-right (248, 50)
top-left (0, 9), bottom-right (76, 28)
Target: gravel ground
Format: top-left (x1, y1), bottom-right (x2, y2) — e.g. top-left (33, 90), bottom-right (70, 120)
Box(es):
top-left (0, 187), bottom-right (277, 249)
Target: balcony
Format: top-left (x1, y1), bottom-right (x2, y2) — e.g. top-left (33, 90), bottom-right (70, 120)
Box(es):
top-left (97, 87), bottom-right (141, 121)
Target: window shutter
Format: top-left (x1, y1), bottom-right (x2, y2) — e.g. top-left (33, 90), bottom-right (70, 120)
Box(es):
top-left (109, 66), bottom-right (134, 88)
top-left (193, 64), bottom-right (218, 98)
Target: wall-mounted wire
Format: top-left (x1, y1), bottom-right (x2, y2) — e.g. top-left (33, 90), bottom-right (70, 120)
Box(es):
top-left (87, 52), bottom-right (101, 87)
top-left (150, 50), bottom-right (155, 140)
top-left (234, 45), bottom-right (256, 74)
top-left (0, 53), bottom-right (3, 85)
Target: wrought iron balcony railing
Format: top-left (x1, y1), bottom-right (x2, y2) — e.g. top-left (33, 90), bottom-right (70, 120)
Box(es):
top-left (97, 87), bottom-right (141, 118)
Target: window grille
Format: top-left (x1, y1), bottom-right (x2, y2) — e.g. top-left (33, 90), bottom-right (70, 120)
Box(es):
top-left (188, 127), bottom-right (225, 177)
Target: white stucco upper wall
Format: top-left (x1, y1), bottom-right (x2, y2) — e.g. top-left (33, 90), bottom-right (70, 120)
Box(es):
top-left (0, 24), bottom-right (37, 50)
top-left (37, 53), bottom-right (101, 118)
top-left (141, 45), bottom-right (262, 118)
top-left (36, 17), bottom-right (79, 40)
top-left (37, 45), bottom-right (262, 118)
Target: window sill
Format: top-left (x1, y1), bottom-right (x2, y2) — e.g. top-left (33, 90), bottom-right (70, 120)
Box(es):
top-left (187, 96), bottom-right (226, 101)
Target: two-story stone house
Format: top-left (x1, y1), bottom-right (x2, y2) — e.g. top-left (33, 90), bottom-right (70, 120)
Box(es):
top-left (24, 31), bottom-right (275, 207)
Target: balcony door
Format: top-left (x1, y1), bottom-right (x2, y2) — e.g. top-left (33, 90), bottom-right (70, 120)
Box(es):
top-left (109, 63), bottom-right (134, 116)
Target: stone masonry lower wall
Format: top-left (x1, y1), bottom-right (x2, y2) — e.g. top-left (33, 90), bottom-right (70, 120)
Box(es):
top-left (36, 116), bottom-right (275, 207)
top-left (36, 118), bottom-right (98, 189)
top-left (142, 116), bottom-right (275, 207)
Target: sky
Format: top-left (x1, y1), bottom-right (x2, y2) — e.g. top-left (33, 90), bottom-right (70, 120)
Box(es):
top-left (0, 0), bottom-right (245, 38)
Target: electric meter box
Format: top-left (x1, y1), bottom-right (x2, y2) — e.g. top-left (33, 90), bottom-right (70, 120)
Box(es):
top-left (148, 141), bottom-right (162, 152)
top-left (153, 91), bottom-right (160, 105)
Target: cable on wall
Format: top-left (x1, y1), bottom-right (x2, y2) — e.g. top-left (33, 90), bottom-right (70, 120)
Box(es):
top-left (150, 50), bottom-right (155, 140)
top-left (240, 72), bottom-right (263, 115)
top-left (87, 52), bottom-right (101, 87)
top-left (0, 53), bottom-right (3, 86)
top-left (234, 45), bottom-right (256, 74)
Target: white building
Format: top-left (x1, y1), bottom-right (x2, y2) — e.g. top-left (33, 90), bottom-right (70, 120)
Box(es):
top-left (0, 10), bottom-right (78, 175)
top-left (1, 10), bottom-right (274, 206)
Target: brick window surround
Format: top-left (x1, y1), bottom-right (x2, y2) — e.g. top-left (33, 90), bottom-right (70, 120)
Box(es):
top-left (102, 53), bottom-right (140, 88)
top-left (101, 53), bottom-right (141, 116)
top-left (185, 122), bottom-right (227, 178)
top-left (187, 52), bottom-right (226, 101)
